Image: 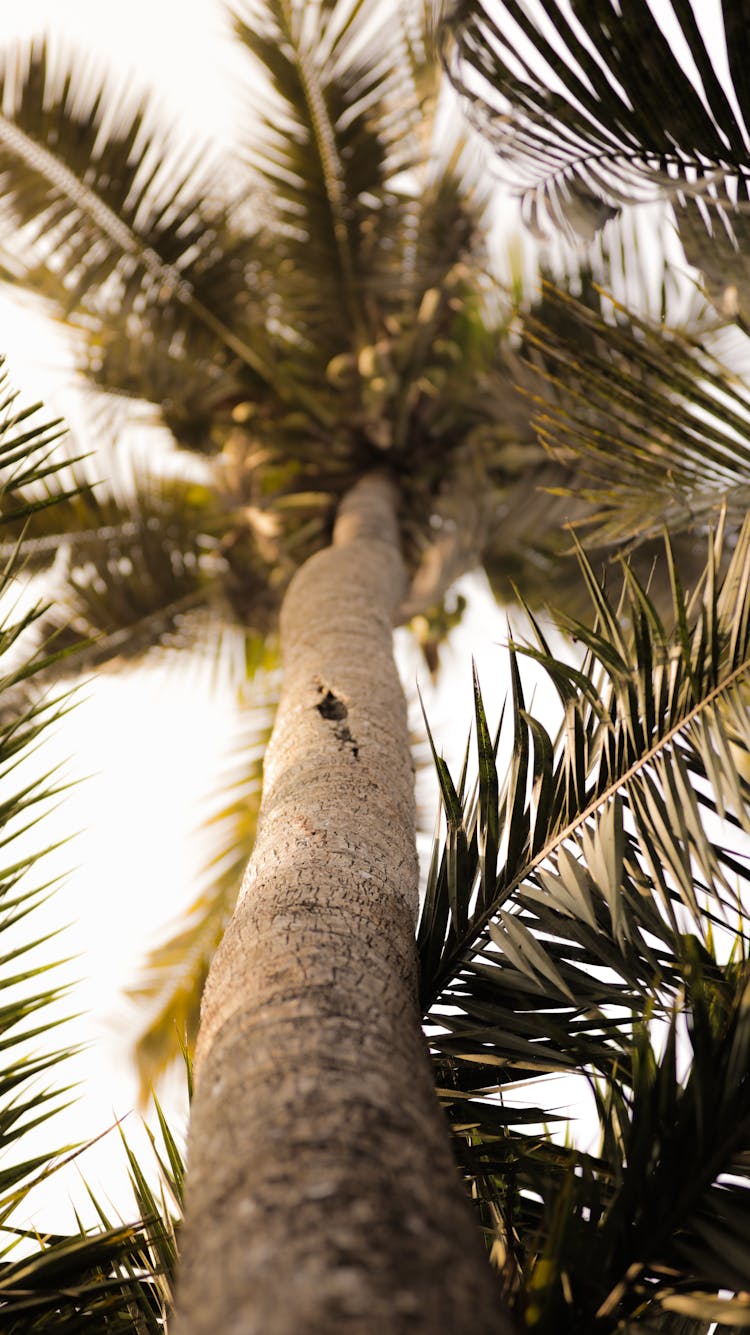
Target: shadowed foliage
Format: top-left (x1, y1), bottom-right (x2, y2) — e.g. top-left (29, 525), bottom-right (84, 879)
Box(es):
top-left (439, 0), bottom-right (750, 296)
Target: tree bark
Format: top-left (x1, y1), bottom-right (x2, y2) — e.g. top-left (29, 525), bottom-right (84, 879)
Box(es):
top-left (172, 474), bottom-right (511, 1335)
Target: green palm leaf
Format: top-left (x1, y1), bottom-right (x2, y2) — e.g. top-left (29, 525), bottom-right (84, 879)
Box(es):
top-left (0, 41), bottom-right (276, 394)
top-left (420, 519), bottom-right (750, 1329)
top-left (440, 0), bottom-right (750, 245)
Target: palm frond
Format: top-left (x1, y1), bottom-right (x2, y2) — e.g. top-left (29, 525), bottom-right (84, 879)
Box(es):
top-left (420, 519), bottom-right (750, 1328)
top-left (232, 0), bottom-right (434, 353)
top-left (459, 960), bottom-right (750, 1334)
top-left (516, 282), bottom-right (750, 549)
top-left (30, 473), bottom-right (219, 658)
top-left (0, 467), bottom-right (283, 729)
top-left (0, 363), bottom-right (83, 544)
top-left (0, 1095), bottom-right (184, 1332)
top-left (0, 367), bottom-right (181, 1331)
top-left (421, 517), bottom-right (750, 1008)
top-left (440, 0), bottom-right (750, 247)
top-left (0, 41), bottom-right (277, 397)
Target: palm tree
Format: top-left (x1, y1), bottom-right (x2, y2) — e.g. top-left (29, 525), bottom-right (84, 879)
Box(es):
top-left (3, 0), bottom-right (750, 1331)
top-left (0, 2), bottom-right (542, 1329)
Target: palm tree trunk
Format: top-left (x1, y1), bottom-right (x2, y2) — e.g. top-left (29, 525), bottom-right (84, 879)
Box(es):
top-left (172, 472), bottom-right (511, 1335)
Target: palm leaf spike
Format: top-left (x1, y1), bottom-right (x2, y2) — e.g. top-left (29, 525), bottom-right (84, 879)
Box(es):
top-left (419, 683), bottom-right (471, 939)
top-left (473, 658), bottom-right (499, 912)
top-left (503, 632), bottom-right (531, 869)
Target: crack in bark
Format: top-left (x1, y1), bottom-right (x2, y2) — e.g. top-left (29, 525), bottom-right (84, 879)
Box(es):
top-left (315, 686), bottom-right (359, 759)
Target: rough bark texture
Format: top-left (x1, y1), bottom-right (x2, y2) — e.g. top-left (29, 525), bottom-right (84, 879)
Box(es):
top-left (172, 474), bottom-right (511, 1335)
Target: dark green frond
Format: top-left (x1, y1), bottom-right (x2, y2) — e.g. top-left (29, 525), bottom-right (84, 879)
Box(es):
top-left (0, 41), bottom-right (277, 397)
top-left (440, 0), bottom-right (750, 247)
top-left (420, 520), bottom-right (750, 1327)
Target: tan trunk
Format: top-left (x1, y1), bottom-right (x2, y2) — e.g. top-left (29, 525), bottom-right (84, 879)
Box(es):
top-left (172, 474), bottom-right (511, 1335)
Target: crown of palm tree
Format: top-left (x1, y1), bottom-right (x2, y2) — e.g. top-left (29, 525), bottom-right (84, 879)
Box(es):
top-left (0, 3), bottom-right (529, 620)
